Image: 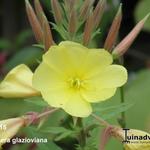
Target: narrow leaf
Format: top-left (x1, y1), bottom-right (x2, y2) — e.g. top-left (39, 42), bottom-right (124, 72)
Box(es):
top-left (41, 127), bottom-right (71, 134)
top-left (100, 102), bottom-right (134, 120)
top-left (24, 97), bottom-right (48, 107)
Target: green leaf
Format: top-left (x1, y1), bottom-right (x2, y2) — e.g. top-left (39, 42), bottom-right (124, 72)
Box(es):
top-left (24, 97), bottom-right (48, 107)
top-left (134, 0), bottom-right (150, 31)
top-left (55, 130), bottom-right (73, 141)
top-left (41, 127), bottom-right (71, 134)
top-left (93, 101), bottom-right (134, 120)
top-left (41, 126), bottom-right (73, 141)
top-left (33, 44), bottom-right (44, 49)
top-left (100, 102), bottom-right (134, 119)
top-left (75, 137), bottom-right (98, 150)
top-left (92, 30), bottom-right (101, 40)
top-left (15, 30), bottom-right (33, 47)
top-left (41, 0), bottom-right (51, 10)
top-left (0, 38), bottom-right (11, 50)
top-left (25, 127), bottom-right (62, 150)
top-left (36, 141), bottom-right (61, 150)
top-left (51, 22), bottom-right (68, 40)
top-left (94, 102), bottom-right (134, 113)
top-left (4, 46), bottom-right (43, 71)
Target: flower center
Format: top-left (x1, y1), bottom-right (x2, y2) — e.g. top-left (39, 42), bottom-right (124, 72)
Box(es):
top-left (69, 77), bottom-right (83, 90)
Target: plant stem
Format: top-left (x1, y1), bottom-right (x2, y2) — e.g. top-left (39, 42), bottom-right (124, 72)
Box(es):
top-left (25, 108), bottom-right (59, 125)
top-left (119, 86), bottom-right (126, 128)
top-left (77, 118), bottom-right (86, 148)
top-left (118, 57), bottom-right (126, 129)
top-left (37, 108), bottom-right (59, 119)
top-left (91, 113), bottom-right (110, 127)
top-left (118, 57), bottom-right (126, 150)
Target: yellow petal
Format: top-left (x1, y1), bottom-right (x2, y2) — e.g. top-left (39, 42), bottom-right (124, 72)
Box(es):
top-left (86, 65), bottom-right (127, 89)
top-left (0, 64), bottom-right (39, 98)
top-left (62, 92), bottom-right (92, 117)
top-left (43, 41), bottom-right (88, 76)
top-left (43, 43), bottom-right (112, 78)
top-left (38, 87), bottom-right (92, 117)
top-left (81, 49), bottom-right (113, 77)
top-left (40, 88), bottom-right (69, 108)
top-left (58, 41), bottom-right (88, 50)
top-left (81, 87), bottom-right (116, 103)
top-left (33, 62), bottom-right (66, 92)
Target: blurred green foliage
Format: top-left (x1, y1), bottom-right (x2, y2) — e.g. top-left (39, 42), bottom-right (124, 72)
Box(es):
top-left (4, 47), bottom-right (43, 71)
top-left (135, 0), bottom-right (150, 31)
top-left (0, 30), bottom-right (33, 52)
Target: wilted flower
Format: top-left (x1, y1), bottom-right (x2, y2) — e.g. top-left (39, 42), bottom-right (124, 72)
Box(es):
top-left (0, 64), bottom-right (39, 98)
top-left (0, 117), bottom-right (25, 147)
top-left (112, 127), bottom-right (150, 150)
top-left (33, 41), bottom-right (127, 117)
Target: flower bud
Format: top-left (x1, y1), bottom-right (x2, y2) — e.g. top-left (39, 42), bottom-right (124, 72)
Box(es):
top-left (0, 64), bottom-right (40, 98)
top-left (112, 13), bottom-right (150, 57)
top-left (112, 127), bottom-right (150, 150)
top-left (0, 117), bottom-right (25, 147)
top-left (42, 14), bottom-right (54, 51)
top-left (34, 0), bottom-right (44, 26)
top-left (25, 0), bottom-right (43, 43)
top-left (83, 13), bottom-right (94, 46)
top-left (79, 0), bottom-right (94, 20)
top-left (68, 8), bottom-right (77, 38)
top-left (104, 4), bottom-right (122, 51)
top-left (93, 0), bottom-right (106, 28)
top-left (51, 0), bottom-right (63, 25)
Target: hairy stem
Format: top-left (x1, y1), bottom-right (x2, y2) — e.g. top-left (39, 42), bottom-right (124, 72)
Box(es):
top-left (118, 57), bottom-right (126, 150)
top-left (77, 118), bottom-right (86, 147)
top-left (25, 108), bottom-right (59, 125)
top-left (37, 108), bottom-right (59, 119)
top-left (119, 86), bottom-right (126, 128)
top-left (91, 113), bottom-right (110, 127)
top-left (118, 57), bottom-right (126, 129)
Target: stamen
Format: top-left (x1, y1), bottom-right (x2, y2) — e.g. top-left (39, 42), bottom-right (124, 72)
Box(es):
top-left (68, 77), bottom-right (83, 89)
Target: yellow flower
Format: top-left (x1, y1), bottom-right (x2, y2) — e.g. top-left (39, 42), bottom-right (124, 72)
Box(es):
top-left (0, 117), bottom-right (25, 147)
top-left (0, 64), bottom-right (39, 98)
top-left (33, 41), bottom-right (127, 117)
top-left (114, 128), bottom-right (150, 150)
